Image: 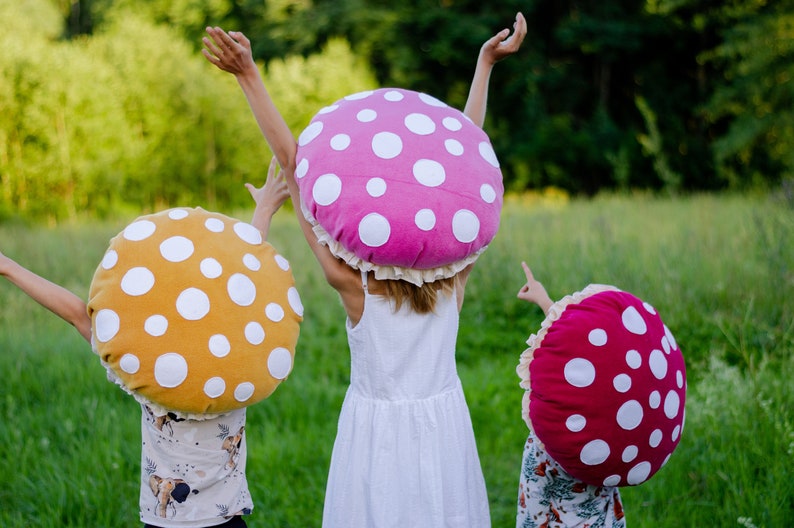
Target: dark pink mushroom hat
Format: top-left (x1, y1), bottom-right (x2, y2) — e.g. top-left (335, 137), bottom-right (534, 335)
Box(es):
top-left (517, 285), bottom-right (686, 487)
top-left (294, 88), bottom-right (504, 285)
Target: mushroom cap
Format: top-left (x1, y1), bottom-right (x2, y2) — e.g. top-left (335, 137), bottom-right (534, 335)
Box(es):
top-left (87, 207), bottom-right (303, 418)
top-left (295, 88), bottom-right (504, 285)
top-left (517, 285), bottom-right (686, 487)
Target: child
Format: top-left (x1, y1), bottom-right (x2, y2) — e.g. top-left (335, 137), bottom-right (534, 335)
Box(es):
top-left (0, 162), bottom-right (295, 528)
top-left (202, 13), bottom-right (526, 527)
top-left (515, 262), bottom-right (686, 527)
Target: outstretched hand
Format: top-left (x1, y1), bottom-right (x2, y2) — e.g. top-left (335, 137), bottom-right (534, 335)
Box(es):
top-left (517, 261), bottom-right (553, 314)
top-left (247, 157), bottom-right (290, 237)
top-left (480, 12), bottom-right (527, 65)
top-left (202, 27), bottom-right (256, 76)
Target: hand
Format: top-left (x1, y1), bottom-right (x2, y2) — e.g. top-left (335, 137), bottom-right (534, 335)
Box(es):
top-left (202, 27), bottom-right (257, 76)
top-left (247, 157), bottom-right (290, 235)
top-left (517, 261), bottom-right (553, 313)
top-left (479, 12), bottom-right (527, 66)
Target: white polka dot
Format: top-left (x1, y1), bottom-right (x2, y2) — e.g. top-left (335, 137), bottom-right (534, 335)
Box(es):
top-left (384, 90), bottom-right (404, 101)
top-left (405, 113), bottom-right (436, 135)
top-left (372, 131), bottom-right (403, 159)
top-left (233, 222), bottom-right (262, 245)
top-left (627, 461), bottom-right (652, 485)
top-left (358, 213), bottom-right (391, 247)
top-left (101, 250), bottom-right (118, 270)
top-left (626, 349), bottom-right (642, 369)
top-left (672, 425), bottom-right (681, 442)
top-left (121, 267), bottom-right (155, 296)
top-left (176, 288), bottom-right (210, 320)
top-left (452, 209), bottom-right (480, 243)
top-left (268, 347), bottom-right (293, 379)
top-left (234, 382), bottom-right (255, 402)
top-left (418, 93), bottom-right (447, 107)
top-left (168, 209), bottom-right (189, 220)
top-left (209, 334), bottom-right (231, 357)
top-left (480, 184), bottom-right (496, 203)
top-left (298, 121), bottom-right (323, 146)
top-left (317, 104), bottom-right (339, 114)
top-left (661, 454), bottom-right (672, 467)
top-left (245, 322), bottom-right (265, 345)
top-left (275, 254), bottom-right (290, 271)
top-left (160, 236), bottom-right (194, 263)
top-left (243, 253), bottom-right (261, 271)
top-left (204, 377), bottom-right (226, 398)
top-left (664, 325), bottom-right (678, 350)
top-left (357, 109), bottom-right (377, 122)
top-left (201, 257), bottom-right (223, 279)
top-left (445, 139), bottom-right (464, 156)
top-left (616, 400), bottom-right (643, 430)
top-left (144, 315), bottom-right (168, 337)
top-left (119, 353), bottom-right (140, 374)
top-left (613, 374), bottom-right (632, 393)
top-left (415, 209), bottom-right (436, 231)
top-left (649, 349), bottom-right (668, 379)
top-left (366, 178), bottom-right (387, 197)
top-left (566, 414), bottom-right (586, 432)
top-left (266, 303), bottom-right (285, 322)
top-left (413, 159), bottom-right (446, 187)
top-left (442, 117), bottom-right (462, 131)
top-left (94, 309), bottom-right (120, 342)
top-left (676, 370), bottom-right (684, 388)
top-left (227, 273), bottom-right (256, 307)
top-left (123, 220), bottom-right (156, 241)
top-left (479, 142), bottom-right (500, 168)
top-left (649, 390), bottom-right (661, 409)
top-left (622, 445), bottom-right (638, 463)
top-left (345, 90), bottom-right (374, 101)
top-left (603, 475), bottom-right (621, 487)
top-left (288, 287), bottom-right (304, 317)
top-left (588, 328), bottom-right (608, 346)
top-left (296, 158), bottom-right (309, 179)
top-left (564, 358), bottom-right (596, 388)
top-left (664, 390), bottom-right (681, 419)
top-left (643, 301), bottom-right (656, 314)
top-left (649, 429), bottom-right (663, 447)
top-left (330, 134), bottom-right (351, 151)
top-left (622, 306), bottom-right (647, 335)
top-left (662, 335), bottom-right (671, 354)
top-left (312, 174), bottom-right (343, 206)
top-left (205, 217), bottom-right (225, 233)
top-left (580, 439), bottom-right (610, 465)
top-left (154, 352), bottom-right (188, 388)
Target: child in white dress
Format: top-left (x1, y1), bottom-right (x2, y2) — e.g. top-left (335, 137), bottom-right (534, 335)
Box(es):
top-left (202, 13), bottom-right (526, 527)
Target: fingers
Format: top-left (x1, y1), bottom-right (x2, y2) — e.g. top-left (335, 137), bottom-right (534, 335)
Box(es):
top-left (521, 261), bottom-right (534, 282)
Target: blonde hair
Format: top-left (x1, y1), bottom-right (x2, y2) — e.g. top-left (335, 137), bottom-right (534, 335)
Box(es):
top-left (383, 276), bottom-right (456, 314)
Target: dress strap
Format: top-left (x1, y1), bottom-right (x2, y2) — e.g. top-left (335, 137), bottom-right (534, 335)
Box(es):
top-left (360, 270), bottom-right (369, 291)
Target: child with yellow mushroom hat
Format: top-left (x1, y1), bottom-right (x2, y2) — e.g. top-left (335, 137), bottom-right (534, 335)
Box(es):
top-left (0, 160), bottom-right (302, 528)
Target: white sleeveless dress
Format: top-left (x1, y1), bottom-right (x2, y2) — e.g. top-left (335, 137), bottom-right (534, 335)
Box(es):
top-left (322, 273), bottom-right (490, 528)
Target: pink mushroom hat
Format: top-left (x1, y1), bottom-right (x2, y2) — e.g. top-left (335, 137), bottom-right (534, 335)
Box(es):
top-left (517, 285), bottom-right (686, 487)
top-left (294, 88), bottom-right (504, 285)
top-left (87, 207), bottom-right (303, 419)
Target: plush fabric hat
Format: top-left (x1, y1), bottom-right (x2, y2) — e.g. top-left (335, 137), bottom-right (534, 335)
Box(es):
top-left (294, 88), bottom-right (504, 285)
top-left (517, 285), bottom-right (686, 487)
top-left (87, 207), bottom-right (303, 418)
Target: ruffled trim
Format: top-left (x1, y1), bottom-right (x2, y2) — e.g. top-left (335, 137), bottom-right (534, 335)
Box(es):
top-left (517, 283), bottom-right (621, 430)
top-left (301, 200), bottom-right (485, 286)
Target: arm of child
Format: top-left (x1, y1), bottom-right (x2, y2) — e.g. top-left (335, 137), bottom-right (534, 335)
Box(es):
top-left (517, 261), bottom-right (553, 314)
top-left (246, 157), bottom-right (290, 238)
top-left (0, 251), bottom-right (92, 343)
top-left (463, 12), bottom-right (527, 127)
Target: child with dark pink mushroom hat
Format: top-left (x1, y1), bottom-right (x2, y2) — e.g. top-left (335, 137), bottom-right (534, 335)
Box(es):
top-left (515, 262), bottom-right (687, 527)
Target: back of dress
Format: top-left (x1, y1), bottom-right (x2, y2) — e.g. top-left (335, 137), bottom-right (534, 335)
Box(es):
top-left (323, 275), bottom-right (491, 528)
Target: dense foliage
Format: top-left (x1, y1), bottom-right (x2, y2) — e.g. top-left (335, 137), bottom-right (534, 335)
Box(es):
top-left (2, 0), bottom-right (793, 220)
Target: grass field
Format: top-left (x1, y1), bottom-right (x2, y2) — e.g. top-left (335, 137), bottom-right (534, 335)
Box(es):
top-left (0, 192), bottom-right (792, 527)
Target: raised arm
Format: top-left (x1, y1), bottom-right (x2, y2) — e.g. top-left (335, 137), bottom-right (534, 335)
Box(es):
top-left (517, 261), bottom-right (553, 314)
top-left (0, 251), bottom-right (92, 343)
top-left (463, 12), bottom-right (527, 127)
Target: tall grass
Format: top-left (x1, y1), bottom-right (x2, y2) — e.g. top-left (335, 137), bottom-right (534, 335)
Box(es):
top-left (0, 193), bottom-right (791, 527)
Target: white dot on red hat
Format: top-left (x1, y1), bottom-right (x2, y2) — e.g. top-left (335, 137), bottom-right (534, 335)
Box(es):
top-left (566, 414), bottom-right (586, 432)
top-left (622, 445), bottom-right (638, 462)
top-left (298, 121), bottom-right (323, 146)
top-left (616, 399), bottom-right (643, 430)
top-left (649, 349), bottom-right (668, 379)
top-left (296, 158), bottom-right (309, 179)
top-left (564, 358), bottom-right (596, 388)
top-left (480, 184), bottom-right (496, 203)
top-left (357, 109), bottom-right (377, 122)
top-left (588, 328), bottom-right (607, 346)
top-left (478, 142), bottom-right (499, 168)
top-left (330, 134), bottom-right (351, 151)
top-left (366, 178), bottom-right (387, 197)
top-left (413, 159), bottom-right (446, 187)
top-left (580, 439), bottom-right (610, 465)
top-left (372, 131), bottom-right (403, 159)
top-left (445, 139), bottom-right (464, 156)
top-left (622, 306), bottom-right (647, 335)
top-left (626, 349), bottom-right (642, 369)
top-left (627, 461), bottom-right (652, 485)
top-left (312, 174), bottom-right (343, 206)
top-left (664, 390), bottom-right (681, 418)
top-left (415, 209), bottom-right (436, 231)
top-left (452, 209), bottom-right (480, 243)
top-left (443, 116), bottom-right (462, 131)
top-left (405, 113), bottom-right (436, 135)
top-left (358, 213), bottom-right (391, 247)
top-left (613, 374), bottom-right (632, 393)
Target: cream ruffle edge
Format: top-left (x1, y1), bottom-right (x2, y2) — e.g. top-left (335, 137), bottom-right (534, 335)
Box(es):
top-left (301, 201), bottom-right (485, 286)
top-left (517, 283), bottom-right (621, 430)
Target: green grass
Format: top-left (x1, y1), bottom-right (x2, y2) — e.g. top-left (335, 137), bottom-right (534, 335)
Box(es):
top-left (0, 192), bottom-right (792, 527)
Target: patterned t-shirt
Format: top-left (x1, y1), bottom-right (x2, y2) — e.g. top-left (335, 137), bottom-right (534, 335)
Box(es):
top-left (138, 405), bottom-right (253, 527)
